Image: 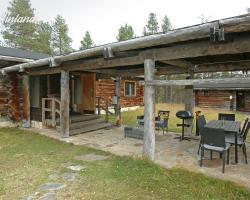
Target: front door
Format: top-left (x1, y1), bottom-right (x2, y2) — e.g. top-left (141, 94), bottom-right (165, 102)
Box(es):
top-left (236, 91), bottom-right (245, 111)
top-left (82, 73), bottom-right (96, 114)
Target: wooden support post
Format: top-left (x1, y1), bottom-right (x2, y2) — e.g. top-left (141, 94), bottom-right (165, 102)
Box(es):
top-left (105, 101), bottom-right (109, 122)
top-left (97, 97), bottom-right (101, 115)
top-left (165, 75), bottom-right (172, 103)
top-left (184, 70), bottom-right (194, 135)
top-left (42, 98), bottom-right (45, 125)
top-left (52, 99), bottom-right (56, 127)
top-left (115, 76), bottom-right (121, 126)
top-left (22, 75), bottom-right (30, 128)
top-left (143, 59), bottom-right (155, 160)
top-left (47, 75), bottom-right (51, 95)
top-left (60, 70), bottom-right (70, 138)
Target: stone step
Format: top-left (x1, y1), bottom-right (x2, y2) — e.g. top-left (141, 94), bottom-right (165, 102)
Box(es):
top-left (70, 118), bottom-right (106, 130)
top-left (70, 115), bottom-right (99, 123)
top-left (69, 122), bottom-right (111, 136)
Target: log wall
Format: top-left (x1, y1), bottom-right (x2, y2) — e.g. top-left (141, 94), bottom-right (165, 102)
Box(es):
top-left (195, 90), bottom-right (232, 109)
top-left (0, 73), bottom-right (21, 121)
top-left (0, 74), bottom-right (10, 118)
top-left (96, 79), bottom-right (144, 107)
top-left (242, 92), bottom-right (250, 112)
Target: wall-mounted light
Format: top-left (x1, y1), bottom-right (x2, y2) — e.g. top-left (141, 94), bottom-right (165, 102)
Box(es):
top-left (229, 95), bottom-right (233, 100)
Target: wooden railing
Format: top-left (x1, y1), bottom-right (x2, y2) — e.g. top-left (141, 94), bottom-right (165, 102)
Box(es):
top-left (96, 96), bottom-right (114, 122)
top-left (42, 98), bottom-right (61, 127)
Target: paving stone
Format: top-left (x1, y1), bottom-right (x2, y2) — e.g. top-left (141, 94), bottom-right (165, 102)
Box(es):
top-left (48, 173), bottom-right (59, 180)
top-left (75, 154), bottom-right (108, 162)
top-left (61, 161), bottom-right (73, 167)
top-left (62, 172), bottom-right (75, 181)
top-left (67, 165), bottom-right (85, 171)
top-left (39, 183), bottom-right (66, 191)
top-left (38, 193), bottom-right (56, 200)
top-left (22, 196), bottom-right (33, 200)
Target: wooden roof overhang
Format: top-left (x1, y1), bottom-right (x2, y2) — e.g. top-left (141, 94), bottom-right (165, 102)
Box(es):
top-left (0, 56), bottom-right (32, 70)
top-left (1, 14), bottom-right (250, 77)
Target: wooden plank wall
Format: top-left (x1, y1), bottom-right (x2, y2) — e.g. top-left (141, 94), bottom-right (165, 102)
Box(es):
top-left (96, 79), bottom-right (144, 107)
top-left (195, 90), bottom-right (232, 109)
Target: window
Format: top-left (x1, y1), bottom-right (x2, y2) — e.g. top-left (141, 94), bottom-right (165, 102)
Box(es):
top-left (203, 90), bottom-right (209, 97)
top-left (125, 81), bottom-right (136, 97)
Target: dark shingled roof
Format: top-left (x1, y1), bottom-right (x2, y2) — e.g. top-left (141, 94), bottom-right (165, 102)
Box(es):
top-left (0, 46), bottom-right (49, 60)
top-left (194, 82), bottom-right (250, 90)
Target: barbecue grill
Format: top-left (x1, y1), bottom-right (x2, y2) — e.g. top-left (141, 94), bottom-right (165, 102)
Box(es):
top-left (175, 110), bottom-right (193, 141)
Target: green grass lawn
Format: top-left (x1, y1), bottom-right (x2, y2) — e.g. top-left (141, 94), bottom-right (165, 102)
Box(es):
top-left (0, 128), bottom-right (250, 199)
top-left (107, 103), bottom-right (250, 134)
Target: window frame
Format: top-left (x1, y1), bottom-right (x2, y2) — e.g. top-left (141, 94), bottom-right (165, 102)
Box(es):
top-left (124, 81), bottom-right (136, 97)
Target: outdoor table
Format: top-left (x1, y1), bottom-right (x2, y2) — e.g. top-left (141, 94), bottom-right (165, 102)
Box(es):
top-left (205, 120), bottom-right (241, 164)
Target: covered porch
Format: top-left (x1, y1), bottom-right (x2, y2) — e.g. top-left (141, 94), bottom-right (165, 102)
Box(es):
top-left (1, 14), bottom-right (250, 161)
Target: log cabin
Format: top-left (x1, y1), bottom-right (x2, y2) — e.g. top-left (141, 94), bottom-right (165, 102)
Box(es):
top-left (194, 82), bottom-right (250, 112)
top-left (0, 47), bottom-right (48, 122)
top-left (0, 47), bottom-right (144, 129)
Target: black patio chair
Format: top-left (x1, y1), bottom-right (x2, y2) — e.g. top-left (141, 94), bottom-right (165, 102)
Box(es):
top-left (225, 120), bottom-right (250, 164)
top-left (136, 115), bottom-right (144, 127)
top-left (155, 110), bottom-right (170, 135)
top-left (218, 113), bottom-right (235, 121)
top-left (200, 127), bottom-right (231, 173)
top-left (240, 118), bottom-right (249, 137)
top-left (197, 115), bottom-right (207, 154)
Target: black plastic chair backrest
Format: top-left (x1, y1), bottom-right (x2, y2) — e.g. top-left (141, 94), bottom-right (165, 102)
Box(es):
top-left (158, 110), bottom-right (170, 119)
top-left (197, 115), bottom-right (206, 129)
top-left (218, 113), bottom-right (235, 121)
top-left (240, 118), bottom-right (249, 137)
top-left (242, 121), bottom-right (250, 141)
top-left (137, 115), bottom-right (144, 120)
top-left (200, 127), bottom-right (226, 148)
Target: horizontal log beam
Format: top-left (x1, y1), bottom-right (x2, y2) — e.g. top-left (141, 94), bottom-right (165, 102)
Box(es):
top-left (141, 77), bottom-right (250, 86)
top-left (28, 59), bottom-right (250, 77)
top-left (0, 55), bottom-right (32, 63)
top-left (61, 35), bottom-right (250, 71)
top-left (140, 35), bottom-right (250, 61)
top-left (160, 59), bottom-right (192, 68)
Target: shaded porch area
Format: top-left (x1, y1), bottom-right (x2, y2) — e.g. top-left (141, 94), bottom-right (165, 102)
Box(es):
top-left (31, 126), bottom-right (250, 189)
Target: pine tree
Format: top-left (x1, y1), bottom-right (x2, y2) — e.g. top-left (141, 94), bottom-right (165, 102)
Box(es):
top-left (161, 15), bottom-right (172, 32)
top-left (116, 23), bottom-right (135, 41)
top-left (51, 15), bottom-right (72, 55)
top-left (143, 13), bottom-right (159, 36)
top-left (80, 31), bottom-right (94, 50)
top-left (33, 21), bottom-right (53, 54)
top-left (2, 0), bottom-right (36, 50)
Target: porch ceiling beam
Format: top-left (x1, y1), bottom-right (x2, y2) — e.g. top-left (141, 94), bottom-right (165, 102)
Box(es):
top-left (159, 59), bottom-right (192, 68)
top-left (141, 77), bottom-right (250, 87)
top-left (27, 59), bottom-right (250, 76)
top-left (195, 60), bottom-right (250, 73)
